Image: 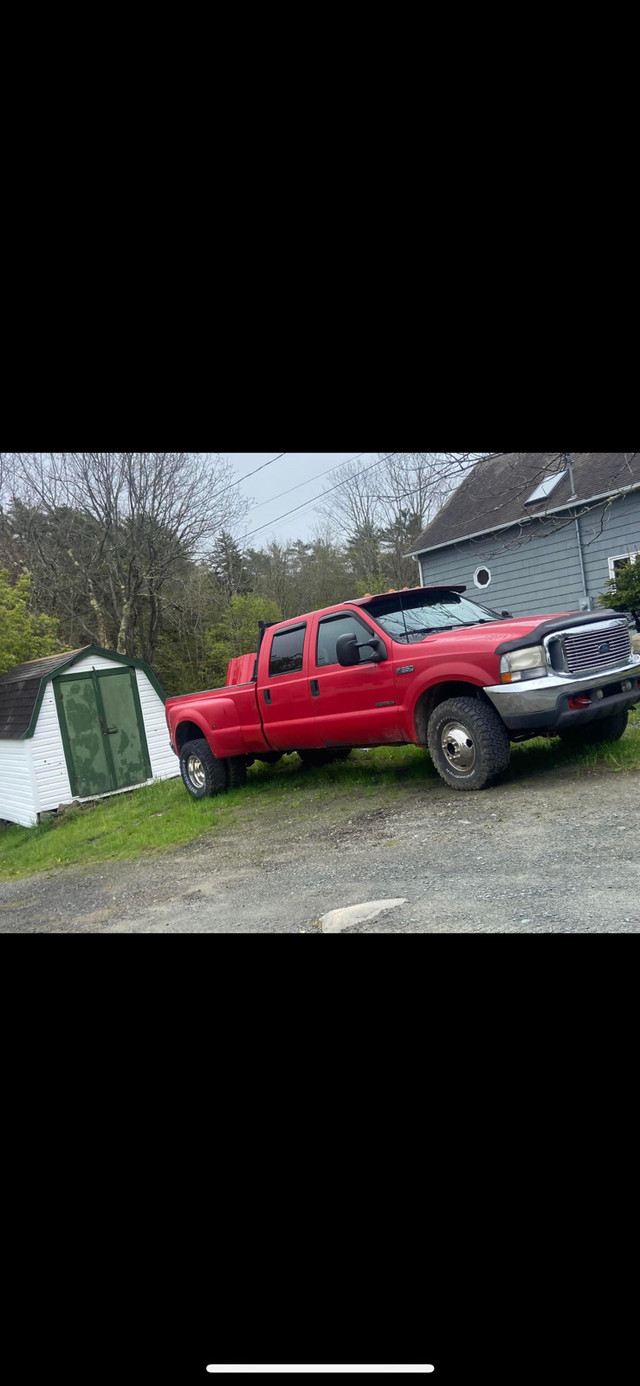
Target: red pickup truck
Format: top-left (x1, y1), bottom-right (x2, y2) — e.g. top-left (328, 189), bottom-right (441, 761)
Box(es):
top-left (165, 586), bottom-right (640, 793)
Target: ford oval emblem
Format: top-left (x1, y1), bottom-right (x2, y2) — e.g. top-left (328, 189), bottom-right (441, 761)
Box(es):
top-left (599, 640), bottom-right (610, 654)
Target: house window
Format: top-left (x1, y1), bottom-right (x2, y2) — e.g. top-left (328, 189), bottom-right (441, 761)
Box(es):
top-left (608, 553), bottom-right (638, 587)
top-left (474, 566), bottom-right (491, 589)
top-left (524, 471), bottom-right (567, 506)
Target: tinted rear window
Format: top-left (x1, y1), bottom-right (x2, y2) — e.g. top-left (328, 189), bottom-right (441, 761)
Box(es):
top-left (269, 624), bottom-right (306, 677)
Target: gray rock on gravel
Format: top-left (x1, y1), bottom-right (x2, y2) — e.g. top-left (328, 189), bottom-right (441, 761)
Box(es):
top-left (319, 898), bottom-right (408, 933)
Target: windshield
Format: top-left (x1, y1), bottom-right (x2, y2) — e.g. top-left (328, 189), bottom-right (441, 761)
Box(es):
top-left (361, 590), bottom-right (500, 645)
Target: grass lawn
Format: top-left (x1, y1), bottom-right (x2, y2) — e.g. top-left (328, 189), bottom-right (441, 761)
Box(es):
top-left (1, 705), bottom-right (639, 883)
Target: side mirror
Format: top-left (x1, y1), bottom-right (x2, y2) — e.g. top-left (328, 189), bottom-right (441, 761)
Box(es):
top-left (336, 632), bottom-right (386, 666)
top-left (501, 610), bottom-right (513, 619)
top-left (336, 633), bottom-right (361, 666)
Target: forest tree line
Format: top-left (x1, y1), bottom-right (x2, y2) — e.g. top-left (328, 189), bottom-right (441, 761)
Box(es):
top-left (0, 452), bottom-right (460, 691)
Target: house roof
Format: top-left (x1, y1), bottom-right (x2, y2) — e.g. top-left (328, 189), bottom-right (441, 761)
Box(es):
top-left (407, 452), bottom-right (640, 557)
top-left (0, 645), bottom-right (166, 740)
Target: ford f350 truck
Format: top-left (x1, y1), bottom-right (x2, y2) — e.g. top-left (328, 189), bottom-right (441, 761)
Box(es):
top-left (165, 586), bottom-right (640, 793)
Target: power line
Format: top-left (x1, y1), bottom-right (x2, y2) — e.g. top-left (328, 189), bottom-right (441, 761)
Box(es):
top-left (209, 452), bottom-right (287, 504)
top-left (241, 453), bottom-right (401, 543)
top-left (241, 450), bottom-right (515, 545)
top-left (244, 452), bottom-right (371, 516)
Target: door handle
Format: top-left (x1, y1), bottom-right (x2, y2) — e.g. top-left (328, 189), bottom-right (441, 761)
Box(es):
top-left (263, 689), bottom-right (272, 705)
top-left (310, 679), bottom-right (320, 697)
top-left (103, 727), bottom-right (118, 734)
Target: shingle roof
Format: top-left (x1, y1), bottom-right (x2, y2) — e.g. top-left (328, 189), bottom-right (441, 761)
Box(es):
top-left (0, 648), bottom-right (90, 739)
top-left (408, 452), bottom-right (640, 556)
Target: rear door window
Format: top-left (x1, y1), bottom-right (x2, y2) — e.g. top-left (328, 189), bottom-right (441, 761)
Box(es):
top-left (268, 624), bottom-right (307, 677)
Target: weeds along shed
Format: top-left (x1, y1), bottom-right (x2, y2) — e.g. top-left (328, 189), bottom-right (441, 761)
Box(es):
top-left (0, 646), bottom-right (179, 827)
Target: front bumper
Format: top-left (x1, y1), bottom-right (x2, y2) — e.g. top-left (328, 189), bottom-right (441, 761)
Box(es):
top-left (484, 655), bottom-right (640, 732)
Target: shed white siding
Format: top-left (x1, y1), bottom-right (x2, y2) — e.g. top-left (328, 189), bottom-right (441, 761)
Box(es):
top-left (0, 652), bottom-right (178, 828)
top-left (70, 654), bottom-right (130, 674)
top-left (0, 739), bottom-right (39, 827)
top-left (29, 680), bottom-right (72, 812)
top-left (135, 669), bottom-right (177, 780)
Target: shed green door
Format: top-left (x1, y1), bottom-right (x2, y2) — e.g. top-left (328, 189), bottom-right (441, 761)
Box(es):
top-left (54, 668), bottom-right (151, 798)
top-left (55, 675), bottom-right (113, 798)
top-left (98, 670), bottom-right (151, 789)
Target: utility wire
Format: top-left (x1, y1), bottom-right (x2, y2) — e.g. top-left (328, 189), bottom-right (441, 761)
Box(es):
top-left (209, 452), bottom-right (287, 504)
top-left (244, 452), bottom-right (371, 516)
top-left (241, 452), bottom-right (401, 543)
top-left (241, 449), bottom-right (514, 544)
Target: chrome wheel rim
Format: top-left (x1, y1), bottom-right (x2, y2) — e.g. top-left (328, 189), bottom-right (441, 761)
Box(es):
top-left (440, 721), bottom-right (476, 773)
top-left (187, 754), bottom-right (205, 788)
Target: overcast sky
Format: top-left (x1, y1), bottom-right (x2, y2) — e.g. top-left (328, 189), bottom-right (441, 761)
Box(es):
top-left (226, 452), bottom-right (367, 548)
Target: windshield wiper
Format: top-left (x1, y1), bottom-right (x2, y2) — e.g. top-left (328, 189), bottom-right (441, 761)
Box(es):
top-left (403, 620), bottom-right (491, 640)
top-left (403, 624), bottom-right (457, 638)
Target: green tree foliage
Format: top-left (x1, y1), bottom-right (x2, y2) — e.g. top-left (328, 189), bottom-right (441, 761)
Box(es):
top-left (216, 595), bottom-right (282, 655)
top-left (209, 530), bottom-right (252, 598)
top-left (204, 596), bottom-right (282, 687)
top-left (4, 453), bottom-right (246, 662)
top-left (599, 557), bottom-right (640, 621)
top-left (0, 569), bottom-right (60, 677)
top-left (154, 593), bottom-right (283, 695)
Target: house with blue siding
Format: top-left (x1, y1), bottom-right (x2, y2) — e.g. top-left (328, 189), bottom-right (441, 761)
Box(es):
top-left (407, 452), bottom-right (640, 619)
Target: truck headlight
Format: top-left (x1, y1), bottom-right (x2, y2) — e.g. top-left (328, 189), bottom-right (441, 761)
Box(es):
top-left (499, 646), bottom-right (547, 683)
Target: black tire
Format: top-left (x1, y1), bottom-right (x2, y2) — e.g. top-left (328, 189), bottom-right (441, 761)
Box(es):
top-left (427, 696), bottom-right (511, 791)
top-left (297, 748), bottom-right (352, 768)
top-left (558, 709), bottom-right (629, 746)
top-left (226, 756), bottom-right (248, 789)
top-left (179, 738), bottom-right (228, 799)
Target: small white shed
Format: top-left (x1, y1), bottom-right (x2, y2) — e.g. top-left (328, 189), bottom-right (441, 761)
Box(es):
top-left (0, 646), bottom-right (179, 827)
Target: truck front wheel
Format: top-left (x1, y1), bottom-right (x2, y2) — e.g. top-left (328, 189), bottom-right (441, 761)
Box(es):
top-left (427, 697), bottom-right (511, 791)
top-left (179, 738), bottom-right (228, 798)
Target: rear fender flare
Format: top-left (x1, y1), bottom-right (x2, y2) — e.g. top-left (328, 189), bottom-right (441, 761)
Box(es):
top-left (173, 712), bottom-right (220, 756)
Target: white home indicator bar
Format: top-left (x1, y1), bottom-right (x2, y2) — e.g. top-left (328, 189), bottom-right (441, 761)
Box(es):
top-left (206, 1369), bottom-right (434, 1375)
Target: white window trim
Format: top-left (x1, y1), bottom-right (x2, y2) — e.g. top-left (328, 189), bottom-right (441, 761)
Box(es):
top-left (473, 565), bottom-right (492, 589)
top-left (608, 552), bottom-right (639, 585)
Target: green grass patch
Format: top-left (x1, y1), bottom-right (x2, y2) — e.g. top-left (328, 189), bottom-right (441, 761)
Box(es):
top-left (511, 702), bottom-right (640, 778)
top-left (1, 708), bottom-right (639, 881)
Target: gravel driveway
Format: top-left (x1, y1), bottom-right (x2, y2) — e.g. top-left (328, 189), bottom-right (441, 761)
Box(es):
top-left (1, 763), bottom-right (638, 932)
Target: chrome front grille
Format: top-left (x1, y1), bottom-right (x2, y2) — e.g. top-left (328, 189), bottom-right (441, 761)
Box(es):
top-left (561, 620), bottom-right (631, 675)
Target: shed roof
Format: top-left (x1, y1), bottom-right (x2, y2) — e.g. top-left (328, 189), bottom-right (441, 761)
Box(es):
top-left (0, 646), bottom-right (166, 740)
top-left (408, 452), bottom-right (640, 556)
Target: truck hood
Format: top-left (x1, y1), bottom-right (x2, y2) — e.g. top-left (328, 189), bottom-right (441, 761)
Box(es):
top-left (390, 611), bottom-right (583, 655)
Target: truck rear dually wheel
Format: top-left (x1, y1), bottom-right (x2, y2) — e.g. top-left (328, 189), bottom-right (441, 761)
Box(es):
top-left (179, 738), bottom-right (228, 798)
top-left (427, 697), bottom-right (511, 791)
top-left (226, 755), bottom-right (248, 789)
